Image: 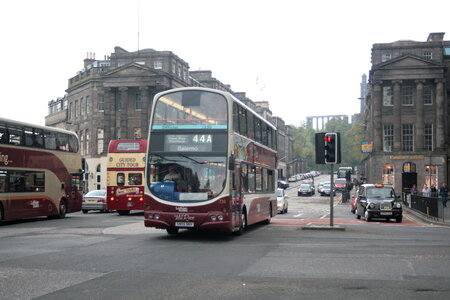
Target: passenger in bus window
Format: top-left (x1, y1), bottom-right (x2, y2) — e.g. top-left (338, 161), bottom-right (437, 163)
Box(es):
top-left (164, 165), bottom-right (180, 182)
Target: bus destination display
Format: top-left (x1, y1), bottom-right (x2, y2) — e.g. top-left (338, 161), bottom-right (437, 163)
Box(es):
top-left (164, 134), bottom-right (212, 152)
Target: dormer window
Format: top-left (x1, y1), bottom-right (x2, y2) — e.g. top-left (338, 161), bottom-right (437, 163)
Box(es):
top-left (423, 51), bottom-right (432, 60)
top-left (382, 53), bottom-right (391, 62)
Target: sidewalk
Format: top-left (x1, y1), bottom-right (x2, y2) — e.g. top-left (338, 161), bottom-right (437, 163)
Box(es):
top-left (404, 206), bottom-right (450, 227)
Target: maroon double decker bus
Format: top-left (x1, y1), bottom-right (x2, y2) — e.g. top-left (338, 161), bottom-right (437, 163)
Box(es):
top-left (0, 117), bottom-right (82, 224)
top-left (144, 87), bottom-right (277, 235)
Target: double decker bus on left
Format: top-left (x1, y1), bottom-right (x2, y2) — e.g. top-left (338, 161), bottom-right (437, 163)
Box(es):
top-left (0, 117), bottom-right (83, 224)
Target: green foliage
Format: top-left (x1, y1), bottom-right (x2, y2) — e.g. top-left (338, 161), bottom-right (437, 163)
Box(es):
top-left (291, 116), bottom-right (365, 171)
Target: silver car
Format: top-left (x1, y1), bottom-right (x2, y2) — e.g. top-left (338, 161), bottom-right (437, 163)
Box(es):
top-left (82, 190), bottom-right (108, 213)
top-left (276, 188), bottom-right (288, 214)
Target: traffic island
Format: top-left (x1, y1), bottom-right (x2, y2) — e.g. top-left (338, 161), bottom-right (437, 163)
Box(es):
top-left (301, 225), bottom-right (346, 231)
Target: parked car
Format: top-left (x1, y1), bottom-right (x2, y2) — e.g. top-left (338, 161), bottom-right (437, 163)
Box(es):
top-left (278, 180), bottom-right (289, 189)
top-left (320, 183), bottom-right (335, 196)
top-left (82, 190), bottom-right (108, 213)
top-left (355, 184), bottom-right (402, 222)
top-left (298, 183), bottom-right (315, 196)
top-left (276, 188), bottom-right (289, 214)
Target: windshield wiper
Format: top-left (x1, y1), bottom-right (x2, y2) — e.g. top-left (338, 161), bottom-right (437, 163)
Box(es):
top-left (150, 153), bottom-right (179, 163)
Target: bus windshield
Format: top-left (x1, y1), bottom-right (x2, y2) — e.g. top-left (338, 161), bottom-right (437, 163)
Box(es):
top-left (152, 90), bottom-right (228, 130)
top-left (148, 154), bottom-right (226, 202)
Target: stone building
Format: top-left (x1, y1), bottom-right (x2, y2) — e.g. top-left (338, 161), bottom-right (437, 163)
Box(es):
top-left (364, 32), bottom-right (450, 194)
top-left (46, 46), bottom-right (293, 190)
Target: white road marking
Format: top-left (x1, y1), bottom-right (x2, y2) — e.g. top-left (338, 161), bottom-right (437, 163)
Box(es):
top-left (320, 214), bottom-right (328, 219)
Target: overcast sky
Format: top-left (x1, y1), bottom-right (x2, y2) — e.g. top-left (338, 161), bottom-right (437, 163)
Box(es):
top-left (1, 0), bottom-right (449, 127)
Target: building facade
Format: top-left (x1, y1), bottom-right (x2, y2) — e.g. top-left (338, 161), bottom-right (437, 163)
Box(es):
top-left (364, 32), bottom-right (450, 194)
top-left (46, 47), bottom-right (294, 190)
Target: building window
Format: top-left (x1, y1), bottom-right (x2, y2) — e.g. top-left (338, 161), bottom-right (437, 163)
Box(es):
top-left (135, 92), bottom-right (142, 110)
top-left (116, 127), bottom-right (121, 140)
top-left (85, 129), bottom-right (89, 155)
top-left (424, 123), bottom-right (433, 151)
top-left (97, 128), bottom-right (104, 154)
top-left (402, 124), bottom-right (414, 152)
top-left (86, 96), bottom-right (90, 115)
top-left (69, 103), bottom-right (73, 119)
top-left (382, 164), bottom-right (394, 185)
top-left (383, 86), bottom-right (393, 106)
top-left (154, 61), bottom-right (162, 69)
top-left (75, 100), bottom-right (78, 118)
top-left (172, 62), bottom-right (176, 74)
top-left (80, 97), bottom-right (85, 116)
top-left (98, 95), bottom-right (105, 112)
top-left (424, 86), bottom-right (433, 105)
top-left (445, 47), bottom-right (450, 56)
top-left (423, 51), bottom-right (433, 60)
top-left (425, 165), bottom-right (438, 193)
top-left (383, 124), bottom-right (394, 152)
top-left (382, 53), bottom-right (391, 62)
top-left (80, 130), bottom-right (84, 155)
top-left (401, 86), bottom-right (413, 105)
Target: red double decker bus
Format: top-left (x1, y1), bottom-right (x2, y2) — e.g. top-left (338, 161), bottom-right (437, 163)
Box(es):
top-left (144, 87), bottom-right (277, 234)
top-left (0, 117), bottom-right (82, 224)
top-left (107, 139), bottom-right (146, 215)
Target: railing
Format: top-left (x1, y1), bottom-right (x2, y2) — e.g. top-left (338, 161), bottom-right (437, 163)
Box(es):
top-left (410, 195), bottom-right (439, 218)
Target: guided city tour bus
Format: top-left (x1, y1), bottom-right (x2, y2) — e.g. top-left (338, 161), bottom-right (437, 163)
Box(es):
top-left (0, 117), bottom-right (82, 224)
top-left (144, 87), bottom-right (277, 234)
top-left (107, 139), bottom-right (147, 215)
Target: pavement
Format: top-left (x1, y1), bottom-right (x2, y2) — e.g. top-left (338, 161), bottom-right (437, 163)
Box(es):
top-left (403, 206), bottom-right (450, 227)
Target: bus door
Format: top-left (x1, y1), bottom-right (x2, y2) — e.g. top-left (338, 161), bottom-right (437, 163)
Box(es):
top-left (70, 174), bottom-right (83, 211)
top-left (232, 165), bottom-right (243, 227)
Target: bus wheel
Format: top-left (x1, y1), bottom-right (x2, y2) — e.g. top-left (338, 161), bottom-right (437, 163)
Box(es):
top-left (117, 210), bottom-right (130, 216)
top-left (234, 209), bottom-right (247, 236)
top-left (58, 200), bottom-right (67, 219)
top-left (166, 227), bottom-right (179, 234)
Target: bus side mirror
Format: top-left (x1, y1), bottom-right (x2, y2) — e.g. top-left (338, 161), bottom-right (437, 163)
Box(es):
top-left (228, 155), bottom-right (235, 171)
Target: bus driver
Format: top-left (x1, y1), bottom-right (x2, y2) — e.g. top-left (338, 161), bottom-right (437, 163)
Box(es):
top-left (164, 165), bottom-right (180, 182)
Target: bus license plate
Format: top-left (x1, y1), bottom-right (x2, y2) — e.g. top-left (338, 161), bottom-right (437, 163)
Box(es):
top-left (175, 222), bottom-right (194, 227)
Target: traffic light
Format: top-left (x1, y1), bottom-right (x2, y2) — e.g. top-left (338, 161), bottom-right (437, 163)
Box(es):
top-left (324, 132), bottom-right (341, 164)
top-left (315, 133), bottom-right (326, 164)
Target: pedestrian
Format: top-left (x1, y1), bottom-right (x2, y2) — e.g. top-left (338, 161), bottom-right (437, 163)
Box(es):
top-left (438, 182), bottom-right (448, 207)
top-left (431, 185), bottom-right (437, 197)
top-left (422, 184), bottom-right (430, 197)
top-left (410, 184), bottom-right (418, 195)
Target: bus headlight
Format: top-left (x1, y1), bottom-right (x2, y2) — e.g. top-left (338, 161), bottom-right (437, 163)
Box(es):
top-left (218, 215), bottom-right (224, 221)
top-left (210, 215), bottom-right (217, 221)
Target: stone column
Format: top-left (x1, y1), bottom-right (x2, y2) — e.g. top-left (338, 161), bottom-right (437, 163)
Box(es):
top-left (102, 87), bottom-right (115, 144)
top-left (435, 79), bottom-right (445, 149)
top-left (373, 82), bottom-right (382, 151)
top-left (393, 80), bottom-right (402, 151)
top-left (119, 87), bottom-right (128, 138)
top-left (415, 80), bottom-right (425, 151)
top-left (139, 86), bottom-right (149, 139)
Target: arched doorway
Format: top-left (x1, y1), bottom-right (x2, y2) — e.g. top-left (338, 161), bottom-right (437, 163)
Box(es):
top-left (402, 162), bottom-right (417, 194)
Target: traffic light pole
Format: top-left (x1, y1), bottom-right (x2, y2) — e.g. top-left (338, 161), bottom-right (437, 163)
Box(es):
top-left (330, 163), bottom-right (334, 227)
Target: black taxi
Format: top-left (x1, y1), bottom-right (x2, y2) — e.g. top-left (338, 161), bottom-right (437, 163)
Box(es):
top-left (355, 184), bottom-right (402, 223)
